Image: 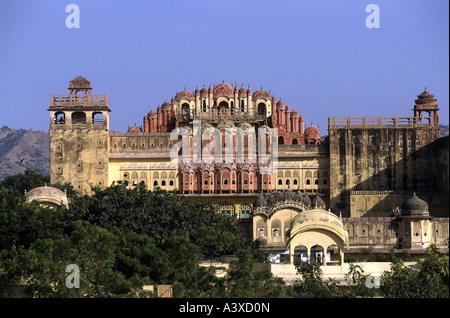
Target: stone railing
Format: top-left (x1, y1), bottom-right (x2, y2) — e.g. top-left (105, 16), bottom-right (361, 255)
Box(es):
top-left (50, 94), bottom-right (108, 107)
top-left (328, 116), bottom-right (438, 129)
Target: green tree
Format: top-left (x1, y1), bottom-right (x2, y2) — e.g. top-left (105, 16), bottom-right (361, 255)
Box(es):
top-left (0, 169), bottom-right (50, 194)
top-left (416, 244), bottom-right (449, 292)
top-left (293, 259), bottom-right (341, 298)
top-left (8, 221), bottom-right (164, 298)
top-left (164, 230), bottom-right (217, 297)
top-left (345, 263), bottom-right (377, 297)
top-left (380, 250), bottom-right (449, 298)
top-left (225, 250), bottom-right (292, 298)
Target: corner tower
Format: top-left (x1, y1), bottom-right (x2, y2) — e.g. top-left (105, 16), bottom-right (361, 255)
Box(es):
top-left (48, 76), bottom-right (111, 194)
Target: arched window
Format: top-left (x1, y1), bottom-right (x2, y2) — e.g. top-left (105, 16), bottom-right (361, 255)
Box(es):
top-left (240, 100), bottom-right (245, 112)
top-left (306, 179), bottom-right (311, 185)
top-left (257, 103), bottom-right (266, 115)
top-left (218, 101), bottom-right (229, 115)
top-left (224, 179), bottom-right (228, 185)
top-left (278, 136), bottom-right (284, 145)
top-left (323, 179), bottom-right (328, 185)
top-left (182, 103), bottom-right (190, 115)
top-left (54, 112), bottom-right (65, 125)
top-left (72, 112), bottom-right (86, 124)
top-left (293, 179), bottom-right (298, 185)
top-left (278, 179), bottom-right (282, 185)
top-left (92, 112), bottom-right (104, 124)
top-left (153, 180), bottom-right (158, 187)
top-left (286, 179), bottom-right (290, 185)
top-left (161, 180), bottom-right (166, 186)
top-left (292, 138), bottom-right (298, 145)
top-left (202, 100), bottom-right (207, 112)
top-left (314, 179), bottom-right (319, 185)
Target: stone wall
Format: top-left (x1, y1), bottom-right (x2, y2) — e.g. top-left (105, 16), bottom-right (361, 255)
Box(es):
top-left (328, 125), bottom-right (446, 216)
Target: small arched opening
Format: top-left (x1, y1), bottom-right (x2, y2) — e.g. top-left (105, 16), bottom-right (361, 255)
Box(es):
top-left (71, 112), bottom-right (86, 124)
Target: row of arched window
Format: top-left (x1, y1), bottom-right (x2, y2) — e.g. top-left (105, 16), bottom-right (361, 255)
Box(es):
top-left (53, 111), bottom-right (104, 125)
top-left (180, 100), bottom-right (268, 116)
top-left (277, 178), bottom-right (328, 185)
top-left (123, 171), bottom-right (176, 188)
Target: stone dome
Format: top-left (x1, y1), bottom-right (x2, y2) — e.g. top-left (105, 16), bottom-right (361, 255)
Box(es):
top-left (401, 194), bottom-right (429, 216)
top-left (25, 186), bottom-right (69, 208)
top-left (161, 101), bottom-right (171, 111)
top-left (252, 90), bottom-right (271, 101)
top-left (213, 83), bottom-right (234, 99)
top-left (200, 87), bottom-right (208, 98)
top-left (276, 100), bottom-right (286, 110)
top-left (128, 126), bottom-right (142, 133)
top-left (69, 76), bottom-right (91, 89)
top-left (304, 125), bottom-right (320, 138)
top-left (175, 90), bottom-right (195, 101)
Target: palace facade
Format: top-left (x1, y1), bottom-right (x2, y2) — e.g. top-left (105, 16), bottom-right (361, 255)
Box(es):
top-left (48, 77), bottom-right (449, 265)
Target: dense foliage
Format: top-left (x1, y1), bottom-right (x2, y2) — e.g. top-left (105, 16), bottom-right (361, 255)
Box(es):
top-left (0, 171), bottom-right (448, 298)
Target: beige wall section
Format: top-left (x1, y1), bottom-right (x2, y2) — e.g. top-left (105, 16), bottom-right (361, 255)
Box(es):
top-left (328, 125), bottom-right (443, 214)
top-left (108, 157), bottom-right (178, 191)
top-left (350, 191), bottom-right (449, 218)
top-left (287, 209), bottom-right (348, 265)
top-left (50, 122), bottom-right (110, 194)
top-left (253, 208), bottom-right (300, 244)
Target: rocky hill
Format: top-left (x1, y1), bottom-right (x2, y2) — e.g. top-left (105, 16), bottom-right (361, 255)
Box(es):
top-left (440, 124), bottom-right (449, 137)
top-left (0, 126), bottom-right (50, 180)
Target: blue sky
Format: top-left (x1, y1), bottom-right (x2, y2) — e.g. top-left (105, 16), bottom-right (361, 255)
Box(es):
top-left (0, 0), bottom-right (448, 135)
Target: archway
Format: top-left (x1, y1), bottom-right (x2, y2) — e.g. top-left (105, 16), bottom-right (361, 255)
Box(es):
top-left (326, 244), bottom-right (342, 266)
top-left (71, 112), bottom-right (86, 124)
top-left (218, 101), bottom-right (229, 116)
top-left (293, 245), bottom-right (308, 264)
top-left (257, 102), bottom-right (266, 115)
top-left (310, 245), bottom-right (324, 265)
